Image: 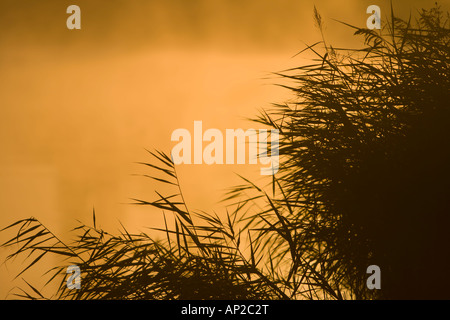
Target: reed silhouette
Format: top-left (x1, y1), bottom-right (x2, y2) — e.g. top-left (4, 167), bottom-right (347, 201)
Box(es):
top-left (1, 5), bottom-right (449, 300)
top-left (257, 4), bottom-right (450, 299)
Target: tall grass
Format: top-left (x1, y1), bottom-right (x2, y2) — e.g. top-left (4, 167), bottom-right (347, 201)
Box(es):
top-left (2, 5), bottom-right (449, 300)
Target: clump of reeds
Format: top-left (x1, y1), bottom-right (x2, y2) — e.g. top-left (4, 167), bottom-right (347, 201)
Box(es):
top-left (254, 4), bottom-right (450, 299)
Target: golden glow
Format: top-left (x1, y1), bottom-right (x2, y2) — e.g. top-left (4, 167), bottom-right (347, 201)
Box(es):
top-left (0, 0), bottom-right (442, 298)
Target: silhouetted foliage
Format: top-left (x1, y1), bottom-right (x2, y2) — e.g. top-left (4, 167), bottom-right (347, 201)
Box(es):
top-left (255, 4), bottom-right (450, 299)
top-left (1, 5), bottom-right (449, 300)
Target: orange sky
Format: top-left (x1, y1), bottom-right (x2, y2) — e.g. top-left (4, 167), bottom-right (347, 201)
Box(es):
top-left (0, 0), bottom-right (443, 299)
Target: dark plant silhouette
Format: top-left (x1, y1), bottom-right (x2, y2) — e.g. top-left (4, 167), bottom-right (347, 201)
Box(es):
top-left (1, 5), bottom-right (449, 300)
top-left (255, 4), bottom-right (450, 299)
